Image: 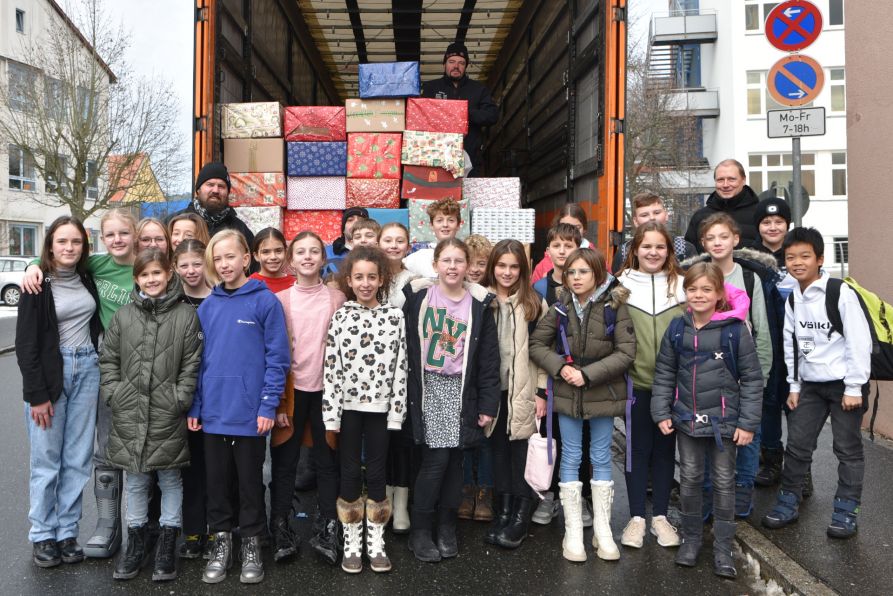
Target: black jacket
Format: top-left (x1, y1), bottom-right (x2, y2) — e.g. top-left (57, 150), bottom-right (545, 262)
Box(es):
top-left (15, 274), bottom-right (103, 406)
top-left (422, 75), bottom-right (499, 170)
top-left (402, 279), bottom-right (501, 449)
top-left (170, 203), bottom-right (257, 272)
top-left (684, 185), bottom-right (761, 252)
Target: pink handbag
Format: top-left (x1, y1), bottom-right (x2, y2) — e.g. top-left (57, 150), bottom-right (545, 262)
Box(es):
top-left (524, 378), bottom-right (557, 497)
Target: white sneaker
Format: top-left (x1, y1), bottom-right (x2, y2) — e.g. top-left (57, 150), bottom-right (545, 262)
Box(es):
top-left (532, 492), bottom-right (560, 525)
top-left (621, 516), bottom-right (646, 548)
top-left (650, 515), bottom-right (681, 547)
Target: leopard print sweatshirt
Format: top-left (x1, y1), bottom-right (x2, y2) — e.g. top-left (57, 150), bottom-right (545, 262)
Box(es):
top-left (322, 301), bottom-right (408, 431)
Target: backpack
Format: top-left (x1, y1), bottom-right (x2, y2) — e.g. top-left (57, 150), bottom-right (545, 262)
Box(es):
top-left (788, 277), bottom-right (893, 439)
top-left (667, 316), bottom-right (743, 381)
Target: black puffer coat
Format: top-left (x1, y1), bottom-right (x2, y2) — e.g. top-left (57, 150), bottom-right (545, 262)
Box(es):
top-left (100, 276), bottom-right (203, 472)
top-left (684, 185), bottom-right (761, 252)
top-left (651, 312), bottom-right (763, 439)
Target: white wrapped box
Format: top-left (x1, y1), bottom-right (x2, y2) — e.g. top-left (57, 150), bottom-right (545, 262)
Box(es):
top-left (471, 208), bottom-right (535, 244)
top-left (287, 176), bottom-right (347, 210)
top-left (233, 206), bottom-right (284, 235)
top-left (462, 178), bottom-right (521, 209)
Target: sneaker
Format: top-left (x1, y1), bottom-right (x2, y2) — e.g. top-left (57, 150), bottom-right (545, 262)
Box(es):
top-left (532, 492), bottom-right (560, 525)
top-left (650, 515), bottom-right (681, 547)
top-left (620, 516), bottom-right (646, 548)
top-left (581, 498), bottom-right (593, 528)
top-left (827, 497), bottom-right (859, 539)
top-left (762, 489), bottom-right (800, 529)
top-left (179, 534), bottom-right (204, 559)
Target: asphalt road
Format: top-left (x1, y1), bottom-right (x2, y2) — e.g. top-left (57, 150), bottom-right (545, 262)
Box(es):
top-left (1, 347), bottom-right (761, 595)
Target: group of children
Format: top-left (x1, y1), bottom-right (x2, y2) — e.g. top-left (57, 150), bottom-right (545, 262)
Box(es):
top-left (17, 191), bottom-right (870, 585)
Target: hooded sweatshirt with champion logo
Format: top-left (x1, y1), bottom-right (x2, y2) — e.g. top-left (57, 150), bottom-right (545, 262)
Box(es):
top-left (189, 278), bottom-right (291, 436)
top-left (784, 271), bottom-right (871, 398)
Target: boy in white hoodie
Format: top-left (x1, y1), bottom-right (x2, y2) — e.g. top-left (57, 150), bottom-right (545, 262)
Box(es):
top-left (762, 228), bottom-right (871, 539)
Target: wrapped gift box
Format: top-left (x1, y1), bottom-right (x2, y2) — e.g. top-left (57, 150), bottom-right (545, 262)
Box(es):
top-left (367, 208), bottom-right (409, 228)
top-left (287, 176), bottom-right (346, 210)
top-left (286, 141), bottom-right (347, 176)
top-left (406, 98), bottom-right (469, 134)
top-left (408, 198), bottom-right (470, 244)
top-left (220, 102), bottom-right (282, 138)
top-left (233, 206), bottom-right (284, 235)
top-left (345, 98), bottom-right (405, 132)
top-left (284, 106), bottom-right (347, 142)
top-left (228, 173), bottom-right (287, 207)
top-left (282, 210), bottom-right (342, 243)
top-left (462, 178), bottom-right (521, 210)
top-left (346, 133), bottom-right (402, 179)
top-left (358, 61), bottom-right (420, 99)
top-left (223, 138), bottom-right (284, 173)
top-left (346, 179), bottom-right (400, 209)
top-left (401, 130), bottom-right (464, 178)
top-left (401, 165), bottom-right (462, 201)
top-left (471, 208), bottom-right (536, 244)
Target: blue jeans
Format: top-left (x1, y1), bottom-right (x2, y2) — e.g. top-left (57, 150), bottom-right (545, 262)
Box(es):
top-left (462, 439), bottom-right (493, 487)
top-left (25, 347), bottom-right (99, 542)
top-left (126, 469), bottom-right (183, 528)
top-left (557, 414), bottom-right (614, 483)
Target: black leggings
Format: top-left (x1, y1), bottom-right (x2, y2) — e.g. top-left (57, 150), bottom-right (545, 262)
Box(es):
top-left (491, 391), bottom-right (531, 498)
top-left (181, 429), bottom-right (207, 535)
top-left (339, 411), bottom-right (389, 502)
top-left (204, 434), bottom-right (267, 537)
top-left (624, 389), bottom-right (676, 517)
top-left (411, 447), bottom-right (463, 529)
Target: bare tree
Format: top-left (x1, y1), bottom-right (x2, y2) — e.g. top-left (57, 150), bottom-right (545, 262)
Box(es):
top-left (0, 0), bottom-right (186, 221)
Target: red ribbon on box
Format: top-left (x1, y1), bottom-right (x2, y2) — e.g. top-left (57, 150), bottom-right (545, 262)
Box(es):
top-left (284, 106), bottom-right (347, 142)
top-left (405, 98), bottom-right (469, 134)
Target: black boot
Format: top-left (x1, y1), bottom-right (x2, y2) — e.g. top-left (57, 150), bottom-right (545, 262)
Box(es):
top-left (436, 509), bottom-right (458, 559)
top-left (755, 448), bottom-right (783, 487)
top-left (113, 524), bottom-right (149, 580)
top-left (485, 494), bottom-right (514, 545)
top-left (85, 468), bottom-right (123, 558)
top-left (674, 513), bottom-right (703, 568)
top-left (308, 516), bottom-right (340, 566)
top-left (152, 526), bottom-right (178, 582)
top-left (712, 519), bottom-right (738, 579)
top-left (408, 511), bottom-right (441, 563)
top-left (32, 539), bottom-right (61, 568)
top-left (271, 516), bottom-right (298, 563)
top-left (496, 496), bottom-right (534, 549)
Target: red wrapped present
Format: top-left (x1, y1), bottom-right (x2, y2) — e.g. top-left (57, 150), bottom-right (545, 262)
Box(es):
top-left (346, 133), bottom-right (402, 179)
top-left (284, 106), bottom-right (347, 142)
top-left (228, 173), bottom-right (286, 207)
top-left (346, 179), bottom-right (400, 209)
top-left (405, 98), bottom-right (469, 134)
top-left (401, 165), bottom-right (462, 201)
top-left (282, 209), bottom-right (342, 243)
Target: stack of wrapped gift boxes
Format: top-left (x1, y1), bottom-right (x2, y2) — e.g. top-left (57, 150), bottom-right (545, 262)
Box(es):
top-left (220, 102), bottom-right (287, 236)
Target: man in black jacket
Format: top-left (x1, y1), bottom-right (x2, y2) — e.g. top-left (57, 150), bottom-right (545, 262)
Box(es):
top-left (684, 159), bottom-right (761, 253)
top-left (422, 42), bottom-right (499, 177)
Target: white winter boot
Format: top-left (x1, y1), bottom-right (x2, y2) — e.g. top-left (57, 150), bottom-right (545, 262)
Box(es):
top-left (392, 486), bottom-right (411, 534)
top-left (558, 481), bottom-right (587, 562)
top-left (591, 480), bottom-right (620, 560)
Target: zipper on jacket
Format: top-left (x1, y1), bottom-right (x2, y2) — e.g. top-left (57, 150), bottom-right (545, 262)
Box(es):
top-left (691, 329), bottom-right (699, 434)
top-left (578, 302), bottom-right (591, 418)
top-left (651, 275), bottom-right (658, 362)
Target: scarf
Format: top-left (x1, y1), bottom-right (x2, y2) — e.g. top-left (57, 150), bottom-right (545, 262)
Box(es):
top-left (191, 197), bottom-right (233, 228)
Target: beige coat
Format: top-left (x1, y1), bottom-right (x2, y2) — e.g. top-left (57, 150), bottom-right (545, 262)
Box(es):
top-left (491, 292), bottom-right (549, 440)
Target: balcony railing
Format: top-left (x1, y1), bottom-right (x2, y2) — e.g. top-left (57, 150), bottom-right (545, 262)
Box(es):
top-left (662, 88), bottom-right (720, 118)
top-left (650, 9), bottom-right (718, 45)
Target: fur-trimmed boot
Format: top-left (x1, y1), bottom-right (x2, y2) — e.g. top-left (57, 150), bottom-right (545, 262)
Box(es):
top-left (590, 480), bottom-right (620, 561)
top-left (337, 497), bottom-right (365, 574)
top-left (365, 498), bottom-right (392, 572)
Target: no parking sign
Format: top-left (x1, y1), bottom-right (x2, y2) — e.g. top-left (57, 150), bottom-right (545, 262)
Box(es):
top-left (765, 1), bottom-right (823, 52)
top-left (767, 55), bottom-right (825, 107)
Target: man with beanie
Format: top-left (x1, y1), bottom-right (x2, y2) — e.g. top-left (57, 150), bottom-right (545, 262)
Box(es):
top-left (422, 41), bottom-right (499, 177)
top-left (324, 207), bottom-right (369, 276)
top-left (172, 162), bottom-right (255, 248)
top-left (684, 159), bottom-right (761, 252)
top-left (753, 197), bottom-right (792, 268)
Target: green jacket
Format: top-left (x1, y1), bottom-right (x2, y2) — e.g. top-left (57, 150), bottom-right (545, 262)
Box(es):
top-left (100, 277), bottom-right (203, 472)
top-left (530, 282), bottom-right (636, 419)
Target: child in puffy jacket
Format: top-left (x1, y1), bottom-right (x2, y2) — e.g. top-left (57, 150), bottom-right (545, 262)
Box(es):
top-left (651, 262), bottom-right (763, 580)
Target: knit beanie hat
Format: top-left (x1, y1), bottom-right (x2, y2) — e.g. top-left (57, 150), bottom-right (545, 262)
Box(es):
top-left (341, 207), bottom-right (369, 235)
top-left (444, 42), bottom-right (470, 64)
top-left (753, 197), bottom-right (792, 226)
top-left (195, 162), bottom-right (231, 191)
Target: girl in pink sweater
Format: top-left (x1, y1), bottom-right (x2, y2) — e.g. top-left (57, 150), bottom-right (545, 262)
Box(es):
top-left (272, 231), bottom-right (346, 566)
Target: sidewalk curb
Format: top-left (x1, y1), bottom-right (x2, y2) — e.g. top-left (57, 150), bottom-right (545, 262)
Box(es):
top-left (0, 345), bottom-right (13, 355)
top-left (736, 522), bottom-right (838, 595)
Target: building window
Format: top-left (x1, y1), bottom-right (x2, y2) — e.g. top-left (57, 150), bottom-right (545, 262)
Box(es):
top-left (7, 61), bottom-right (37, 113)
top-left (9, 223), bottom-right (38, 256)
top-left (833, 236), bottom-right (849, 264)
top-left (746, 70), bottom-right (787, 116)
top-left (829, 0), bottom-right (844, 26)
top-left (85, 160), bottom-right (99, 200)
top-left (16, 9), bottom-right (25, 33)
top-left (8, 145), bottom-right (37, 191)
top-left (747, 152), bottom-right (816, 197)
top-left (831, 152), bottom-right (847, 196)
top-left (744, 3), bottom-right (785, 32)
top-left (46, 156), bottom-right (68, 195)
top-left (44, 77), bottom-right (68, 120)
top-left (830, 68), bottom-right (846, 112)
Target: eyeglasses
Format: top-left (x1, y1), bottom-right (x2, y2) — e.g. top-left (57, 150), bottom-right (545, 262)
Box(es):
top-left (566, 268), bottom-right (593, 277)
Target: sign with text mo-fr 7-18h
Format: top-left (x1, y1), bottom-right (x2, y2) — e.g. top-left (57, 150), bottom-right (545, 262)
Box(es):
top-left (767, 107), bottom-right (826, 139)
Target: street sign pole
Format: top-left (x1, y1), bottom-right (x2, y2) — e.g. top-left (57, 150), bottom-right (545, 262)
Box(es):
top-left (791, 137), bottom-right (803, 226)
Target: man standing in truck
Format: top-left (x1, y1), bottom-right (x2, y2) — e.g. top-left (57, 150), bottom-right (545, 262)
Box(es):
top-left (423, 42), bottom-right (499, 177)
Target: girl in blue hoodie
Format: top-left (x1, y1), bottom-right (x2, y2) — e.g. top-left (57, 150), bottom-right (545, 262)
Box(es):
top-left (187, 229), bottom-right (289, 585)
